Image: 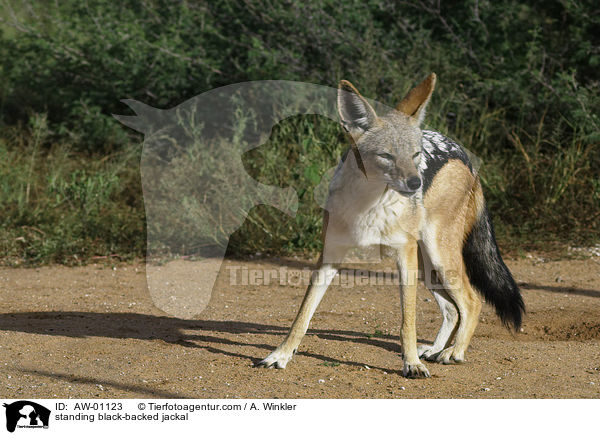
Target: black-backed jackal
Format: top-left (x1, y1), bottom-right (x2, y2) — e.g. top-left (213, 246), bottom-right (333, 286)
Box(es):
top-left (257, 74), bottom-right (525, 378)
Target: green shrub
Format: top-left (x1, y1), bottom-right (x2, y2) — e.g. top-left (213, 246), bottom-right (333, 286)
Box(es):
top-left (0, 0), bottom-right (598, 263)
top-left (0, 119), bottom-right (144, 265)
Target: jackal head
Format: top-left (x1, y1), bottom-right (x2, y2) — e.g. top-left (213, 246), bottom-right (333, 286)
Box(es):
top-left (337, 73), bottom-right (436, 195)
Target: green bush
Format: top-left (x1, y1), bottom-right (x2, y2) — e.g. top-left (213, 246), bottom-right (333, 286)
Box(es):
top-left (0, 117), bottom-right (144, 264)
top-left (0, 0), bottom-right (598, 263)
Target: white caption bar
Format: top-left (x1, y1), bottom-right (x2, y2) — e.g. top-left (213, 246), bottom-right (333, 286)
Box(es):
top-left (0, 399), bottom-right (597, 434)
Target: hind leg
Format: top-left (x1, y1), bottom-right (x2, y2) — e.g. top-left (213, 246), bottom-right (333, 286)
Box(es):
top-left (422, 236), bottom-right (481, 364)
top-left (435, 272), bottom-right (481, 364)
top-left (417, 246), bottom-right (459, 360)
top-left (418, 288), bottom-right (459, 361)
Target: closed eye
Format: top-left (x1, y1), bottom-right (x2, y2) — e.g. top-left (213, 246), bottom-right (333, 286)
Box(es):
top-left (376, 152), bottom-right (395, 160)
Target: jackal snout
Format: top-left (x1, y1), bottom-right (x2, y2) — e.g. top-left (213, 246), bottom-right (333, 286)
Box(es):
top-left (389, 174), bottom-right (421, 195)
top-left (386, 153), bottom-right (422, 194)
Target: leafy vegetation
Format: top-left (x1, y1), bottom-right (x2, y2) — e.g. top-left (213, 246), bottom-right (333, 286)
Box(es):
top-left (0, 0), bottom-right (598, 264)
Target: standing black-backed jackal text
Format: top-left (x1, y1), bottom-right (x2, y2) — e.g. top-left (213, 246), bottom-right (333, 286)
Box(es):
top-left (257, 74), bottom-right (525, 378)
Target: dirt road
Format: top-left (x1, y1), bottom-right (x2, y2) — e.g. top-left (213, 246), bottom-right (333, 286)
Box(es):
top-left (1, 254), bottom-right (599, 398)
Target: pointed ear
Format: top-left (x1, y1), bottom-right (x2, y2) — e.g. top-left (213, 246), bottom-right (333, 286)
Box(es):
top-left (338, 80), bottom-right (378, 137)
top-left (396, 73), bottom-right (436, 125)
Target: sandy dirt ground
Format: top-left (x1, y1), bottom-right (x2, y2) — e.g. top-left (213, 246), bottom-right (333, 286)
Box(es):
top-left (0, 253), bottom-right (599, 399)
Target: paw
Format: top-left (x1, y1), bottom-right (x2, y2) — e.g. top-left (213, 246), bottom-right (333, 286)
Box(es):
top-left (417, 344), bottom-right (440, 361)
top-left (435, 346), bottom-right (465, 364)
top-left (402, 361), bottom-right (431, 378)
top-left (255, 347), bottom-right (295, 369)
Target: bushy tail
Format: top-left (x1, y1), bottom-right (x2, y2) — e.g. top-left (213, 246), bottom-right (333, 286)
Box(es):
top-left (463, 204), bottom-right (525, 330)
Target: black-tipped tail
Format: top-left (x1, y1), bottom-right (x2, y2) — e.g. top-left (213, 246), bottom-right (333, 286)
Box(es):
top-left (463, 205), bottom-right (525, 330)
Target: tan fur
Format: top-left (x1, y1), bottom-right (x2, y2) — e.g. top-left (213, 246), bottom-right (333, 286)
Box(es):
top-left (420, 160), bottom-right (483, 363)
top-left (424, 160), bottom-right (485, 241)
top-left (396, 73), bottom-right (436, 123)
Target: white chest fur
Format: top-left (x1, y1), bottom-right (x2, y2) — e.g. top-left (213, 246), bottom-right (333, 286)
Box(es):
top-left (324, 159), bottom-right (422, 249)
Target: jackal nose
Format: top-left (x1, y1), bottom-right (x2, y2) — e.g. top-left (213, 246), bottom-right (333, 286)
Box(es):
top-left (406, 176), bottom-right (421, 191)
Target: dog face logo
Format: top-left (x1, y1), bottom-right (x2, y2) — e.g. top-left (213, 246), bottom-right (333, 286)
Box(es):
top-left (3, 401), bottom-right (50, 432)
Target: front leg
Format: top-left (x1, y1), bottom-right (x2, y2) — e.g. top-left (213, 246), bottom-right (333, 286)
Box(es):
top-left (257, 245), bottom-right (346, 369)
top-left (397, 241), bottom-right (430, 378)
